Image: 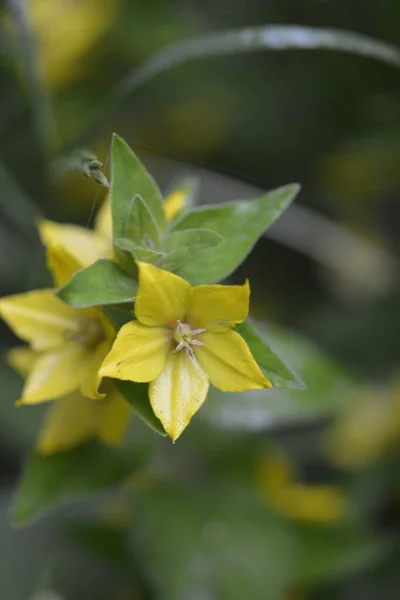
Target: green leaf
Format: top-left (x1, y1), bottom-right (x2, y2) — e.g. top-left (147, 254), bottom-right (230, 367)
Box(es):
top-left (162, 228), bottom-right (224, 272)
top-left (102, 305), bottom-right (134, 330)
top-left (12, 442), bottom-right (138, 526)
top-left (130, 483), bottom-right (297, 600)
top-left (116, 381), bottom-right (166, 436)
top-left (123, 194), bottom-right (161, 247)
top-left (69, 522), bottom-right (130, 567)
top-left (116, 238), bottom-right (164, 263)
top-left (57, 259), bottom-right (137, 308)
top-left (173, 184), bottom-right (300, 284)
top-left (110, 135), bottom-right (165, 272)
top-left (236, 320), bottom-right (304, 389)
top-left (295, 526), bottom-right (391, 586)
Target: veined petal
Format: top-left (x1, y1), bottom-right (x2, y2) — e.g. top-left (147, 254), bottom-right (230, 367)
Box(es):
top-left (39, 219), bottom-right (110, 268)
top-left (96, 385), bottom-right (132, 445)
top-left (149, 351), bottom-right (209, 441)
top-left (187, 281), bottom-right (250, 332)
top-left (163, 190), bottom-right (186, 221)
top-left (194, 330), bottom-right (271, 392)
top-left (7, 346), bottom-right (38, 377)
top-left (18, 342), bottom-right (91, 404)
top-left (95, 197), bottom-right (112, 241)
top-left (100, 321), bottom-right (170, 383)
top-left (135, 262), bottom-right (191, 327)
top-left (0, 289), bottom-right (78, 350)
top-left (37, 392), bottom-right (97, 455)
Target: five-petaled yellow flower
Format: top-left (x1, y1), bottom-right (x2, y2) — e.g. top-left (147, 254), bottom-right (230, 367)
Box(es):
top-left (100, 262), bottom-right (272, 440)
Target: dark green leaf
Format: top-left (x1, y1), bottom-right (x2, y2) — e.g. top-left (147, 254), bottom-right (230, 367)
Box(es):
top-left (69, 522), bottom-right (130, 567)
top-left (295, 525), bottom-right (391, 586)
top-left (110, 135), bottom-right (165, 272)
top-left (116, 381), bottom-right (166, 436)
top-left (236, 320), bottom-right (304, 389)
top-left (102, 305), bottom-right (134, 330)
top-left (57, 259), bottom-right (137, 308)
top-left (173, 184), bottom-right (300, 284)
top-left (12, 442), bottom-right (138, 526)
top-left (162, 228), bottom-right (224, 272)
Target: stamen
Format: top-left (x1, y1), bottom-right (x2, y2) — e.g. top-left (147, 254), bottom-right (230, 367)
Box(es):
top-left (191, 339), bottom-right (205, 347)
top-left (191, 328), bottom-right (206, 335)
top-left (173, 319), bottom-right (206, 355)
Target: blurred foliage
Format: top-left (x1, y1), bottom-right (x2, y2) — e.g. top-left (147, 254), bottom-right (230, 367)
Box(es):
top-left (0, 0), bottom-right (400, 599)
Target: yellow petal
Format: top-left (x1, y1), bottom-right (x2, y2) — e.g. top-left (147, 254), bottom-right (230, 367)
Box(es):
top-left (38, 219), bottom-right (110, 269)
top-left (194, 330), bottom-right (271, 392)
top-left (37, 392), bottom-right (97, 455)
top-left (45, 241), bottom-right (82, 286)
top-left (18, 342), bottom-right (91, 404)
top-left (163, 190), bottom-right (186, 221)
top-left (96, 385), bottom-right (132, 445)
top-left (95, 197), bottom-right (112, 241)
top-left (7, 346), bottom-right (38, 377)
top-left (135, 262), bottom-right (191, 327)
top-left (269, 485), bottom-right (348, 523)
top-left (100, 321), bottom-right (170, 383)
top-left (0, 289), bottom-right (78, 350)
top-left (79, 339), bottom-right (112, 399)
top-left (188, 280), bottom-right (250, 332)
top-left (149, 351), bottom-right (209, 441)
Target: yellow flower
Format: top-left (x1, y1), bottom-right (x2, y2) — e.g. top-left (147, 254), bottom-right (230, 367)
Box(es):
top-left (0, 288), bottom-right (114, 405)
top-left (258, 448), bottom-right (348, 524)
top-left (28, 0), bottom-right (119, 90)
top-left (100, 262), bottom-right (271, 440)
top-left (8, 347), bottom-right (130, 455)
top-left (326, 384), bottom-right (400, 469)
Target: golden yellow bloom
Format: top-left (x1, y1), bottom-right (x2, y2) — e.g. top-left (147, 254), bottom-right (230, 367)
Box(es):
top-left (8, 347), bottom-right (130, 455)
top-left (100, 262), bottom-right (271, 440)
top-left (28, 0), bottom-right (119, 90)
top-left (327, 384), bottom-right (400, 469)
top-left (258, 448), bottom-right (348, 524)
top-left (0, 288), bottom-right (114, 405)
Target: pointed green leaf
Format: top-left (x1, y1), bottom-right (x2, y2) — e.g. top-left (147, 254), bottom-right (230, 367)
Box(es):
top-left (162, 228), bottom-right (224, 272)
top-left (236, 320), bottom-right (304, 389)
top-left (116, 237), bottom-right (164, 263)
top-left (110, 135), bottom-right (165, 272)
top-left (116, 381), bottom-right (166, 436)
top-left (123, 194), bottom-right (161, 247)
top-left (57, 259), bottom-right (137, 307)
top-left (11, 441), bottom-right (139, 526)
top-left (173, 184), bottom-right (300, 284)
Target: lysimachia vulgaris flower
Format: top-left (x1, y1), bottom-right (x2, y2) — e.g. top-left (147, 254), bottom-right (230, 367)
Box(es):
top-left (100, 262), bottom-right (272, 440)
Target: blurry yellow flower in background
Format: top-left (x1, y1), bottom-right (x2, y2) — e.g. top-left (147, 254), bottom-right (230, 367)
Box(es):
top-left (8, 346), bottom-right (130, 455)
top-left (258, 447), bottom-right (348, 524)
top-left (28, 0), bottom-right (120, 89)
top-left (326, 382), bottom-right (400, 470)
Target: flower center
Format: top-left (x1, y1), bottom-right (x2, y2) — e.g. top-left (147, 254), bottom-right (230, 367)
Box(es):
top-left (65, 316), bottom-right (105, 348)
top-left (173, 320), bottom-right (205, 357)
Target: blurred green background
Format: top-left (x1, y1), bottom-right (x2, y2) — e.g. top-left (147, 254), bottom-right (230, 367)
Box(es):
top-left (0, 1), bottom-right (400, 599)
